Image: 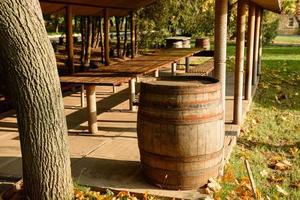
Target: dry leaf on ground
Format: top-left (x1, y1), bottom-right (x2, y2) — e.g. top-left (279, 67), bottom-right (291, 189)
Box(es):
top-left (207, 178), bottom-right (222, 192)
top-left (290, 181), bottom-right (300, 189)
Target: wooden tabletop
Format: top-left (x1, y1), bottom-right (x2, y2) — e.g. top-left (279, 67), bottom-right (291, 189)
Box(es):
top-left (93, 48), bottom-right (204, 76)
top-left (60, 72), bottom-right (132, 86)
top-left (59, 48), bottom-right (204, 85)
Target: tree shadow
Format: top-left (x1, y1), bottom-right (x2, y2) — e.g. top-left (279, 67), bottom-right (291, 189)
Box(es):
top-left (253, 59), bottom-right (300, 111)
top-left (237, 137), bottom-right (300, 153)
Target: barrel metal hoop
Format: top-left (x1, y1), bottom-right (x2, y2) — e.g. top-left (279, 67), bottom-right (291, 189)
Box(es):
top-left (140, 147), bottom-right (224, 163)
top-left (138, 112), bottom-right (224, 125)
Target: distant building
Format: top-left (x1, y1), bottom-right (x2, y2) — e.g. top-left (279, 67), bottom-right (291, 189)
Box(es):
top-left (277, 1), bottom-right (300, 35)
top-left (278, 15), bottom-right (299, 35)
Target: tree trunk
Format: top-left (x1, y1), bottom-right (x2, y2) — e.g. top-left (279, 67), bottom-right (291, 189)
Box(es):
top-left (84, 16), bottom-right (93, 67)
top-left (123, 17), bottom-right (128, 58)
top-left (116, 17), bottom-right (121, 58)
top-left (99, 18), bottom-right (104, 63)
top-left (80, 16), bottom-right (87, 65)
top-left (0, 1), bottom-right (73, 199)
top-left (92, 17), bottom-right (98, 48)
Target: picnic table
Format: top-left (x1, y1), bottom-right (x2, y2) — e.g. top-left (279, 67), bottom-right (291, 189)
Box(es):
top-left (60, 72), bottom-right (132, 134)
top-left (60, 48), bottom-right (205, 134)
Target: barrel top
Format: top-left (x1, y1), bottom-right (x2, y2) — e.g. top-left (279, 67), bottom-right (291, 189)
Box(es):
top-left (144, 76), bottom-right (219, 87)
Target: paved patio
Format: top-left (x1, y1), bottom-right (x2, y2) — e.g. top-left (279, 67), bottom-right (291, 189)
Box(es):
top-left (0, 70), bottom-right (254, 198)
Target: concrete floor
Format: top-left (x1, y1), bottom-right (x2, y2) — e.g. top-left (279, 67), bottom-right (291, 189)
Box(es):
top-left (0, 70), bottom-right (254, 198)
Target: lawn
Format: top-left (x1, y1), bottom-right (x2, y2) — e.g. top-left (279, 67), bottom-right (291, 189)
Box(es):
top-left (217, 45), bottom-right (300, 199)
top-left (274, 35), bottom-right (300, 44)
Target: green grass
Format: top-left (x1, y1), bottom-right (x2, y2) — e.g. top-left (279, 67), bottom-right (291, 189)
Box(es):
top-left (218, 45), bottom-right (300, 199)
top-left (274, 35), bottom-right (300, 44)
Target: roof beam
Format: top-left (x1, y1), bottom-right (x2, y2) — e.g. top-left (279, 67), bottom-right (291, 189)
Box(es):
top-left (39, 0), bottom-right (135, 10)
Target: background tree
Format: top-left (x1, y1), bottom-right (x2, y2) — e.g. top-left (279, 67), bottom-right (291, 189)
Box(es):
top-left (0, 1), bottom-right (73, 199)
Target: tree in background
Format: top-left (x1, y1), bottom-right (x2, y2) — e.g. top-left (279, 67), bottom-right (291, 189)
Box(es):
top-left (0, 1), bottom-right (73, 199)
top-left (136, 0), bottom-right (215, 48)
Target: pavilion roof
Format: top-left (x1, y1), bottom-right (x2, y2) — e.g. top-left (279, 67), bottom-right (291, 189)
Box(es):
top-left (252, 0), bottom-right (282, 13)
top-left (39, 0), bottom-right (156, 16)
top-left (40, 0), bottom-right (282, 17)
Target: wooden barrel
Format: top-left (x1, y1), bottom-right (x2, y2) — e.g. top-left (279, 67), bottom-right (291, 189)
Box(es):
top-left (195, 38), bottom-right (210, 50)
top-left (137, 76), bottom-right (224, 190)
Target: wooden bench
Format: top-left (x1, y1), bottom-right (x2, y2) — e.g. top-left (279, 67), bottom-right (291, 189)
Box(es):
top-left (186, 59), bottom-right (214, 76)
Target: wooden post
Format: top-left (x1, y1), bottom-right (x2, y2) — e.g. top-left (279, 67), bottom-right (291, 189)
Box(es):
top-left (214, 0), bottom-right (228, 115)
top-left (86, 85), bottom-right (98, 134)
top-left (258, 9), bottom-right (264, 77)
top-left (154, 69), bottom-right (159, 78)
top-left (253, 7), bottom-right (262, 85)
top-left (81, 85), bottom-right (85, 107)
top-left (130, 11), bottom-right (135, 59)
top-left (245, 3), bottom-right (256, 100)
top-left (172, 62), bottom-right (177, 75)
top-left (129, 79), bottom-right (136, 111)
top-left (185, 57), bottom-right (190, 73)
top-left (233, 0), bottom-right (247, 125)
top-left (104, 8), bottom-right (110, 66)
top-left (66, 6), bottom-right (74, 74)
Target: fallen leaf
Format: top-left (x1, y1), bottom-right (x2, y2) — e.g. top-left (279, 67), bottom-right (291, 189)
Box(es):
top-left (290, 181), bottom-right (300, 189)
top-left (276, 185), bottom-right (289, 196)
top-left (260, 170), bottom-right (269, 178)
top-left (267, 174), bottom-right (284, 184)
top-left (222, 165), bottom-right (236, 183)
top-left (289, 147), bottom-right (299, 156)
top-left (207, 178), bottom-right (221, 192)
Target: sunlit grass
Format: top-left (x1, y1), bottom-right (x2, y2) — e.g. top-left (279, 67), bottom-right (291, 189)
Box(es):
top-left (218, 45), bottom-right (300, 199)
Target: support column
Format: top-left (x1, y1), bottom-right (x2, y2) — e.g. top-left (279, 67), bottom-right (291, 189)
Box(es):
top-left (66, 6), bottom-right (74, 74)
top-left (86, 85), bottom-right (98, 134)
top-left (245, 3), bottom-right (256, 100)
top-left (130, 11), bottom-right (136, 59)
top-left (104, 8), bottom-right (110, 66)
top-left (214, 0), bottom-right (228, 115)
top-left (81, 85), bottom-right (85, 107)
top-left (185, 57), bottom-right (190, 73)
top-left (233, 0), bottom-right (247, 125)
top-left (253, 7), bottom-right (262, 85)
top-left (172, 62), bottom-right (177, 75)
top-left (154, 69), bottom-right (159, 78)
top-left (257, 9), bottom-right (264, 77)
top-left (129, 79), bottom-right (137, 111)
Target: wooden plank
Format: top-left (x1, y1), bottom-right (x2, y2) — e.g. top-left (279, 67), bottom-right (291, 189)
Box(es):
top-left (60, 73), bottom-right (132, 86)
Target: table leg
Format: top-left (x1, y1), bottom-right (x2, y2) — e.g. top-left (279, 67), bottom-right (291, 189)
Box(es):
top-left (81, 85), bottom-right (85, 107)
top-left (129, 79), bottom-right (137, 111)
top-left (185, 57), bottom-right (190, 73)
top-left (86, 85), bottom-right (98, 134)
top-left (113, 85), bottom-right (117, 93)
top-left (154, 69), bottom-right (159, 78)
top-left (171, 62), bottom-right (177, 75)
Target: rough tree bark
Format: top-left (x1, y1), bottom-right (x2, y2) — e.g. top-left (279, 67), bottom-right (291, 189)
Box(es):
top-left (0, 1), bottom-right (73, 199)
top-left (80, 16), bottom-right (87, 65)
top-left (116, 17), bottom-right (121, 58)
top-left (84, 16), bottom-right (93, 67)
top-left (123, 17), bottom-right (128, 58)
